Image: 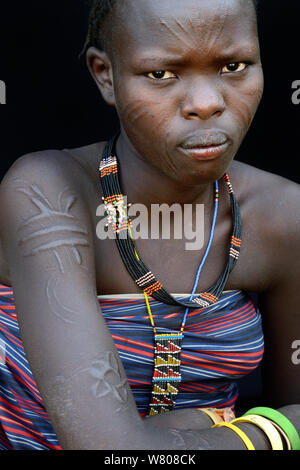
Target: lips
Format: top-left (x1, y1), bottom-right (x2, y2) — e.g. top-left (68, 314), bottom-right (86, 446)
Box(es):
top-left (178, 131), bottom-right (230, 161)
top-left (180, 131), bottom-right (228, 149)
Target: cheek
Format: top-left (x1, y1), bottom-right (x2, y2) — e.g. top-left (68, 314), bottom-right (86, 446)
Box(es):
top-left (114, 80), bottom-right (171, 140)
top-left (230, 71), bottom-right (264, 137)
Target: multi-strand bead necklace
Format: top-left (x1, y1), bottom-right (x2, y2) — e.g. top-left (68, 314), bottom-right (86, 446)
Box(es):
top-left (99, 132), bottom-right (242, 415)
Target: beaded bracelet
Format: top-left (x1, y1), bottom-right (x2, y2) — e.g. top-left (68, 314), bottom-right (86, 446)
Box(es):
top-left (244, 407), bottom-right (300, 451)
top-left (231, 415), bottom-right (284, 450)
top-left (213, 422), bottom-right (255, 450)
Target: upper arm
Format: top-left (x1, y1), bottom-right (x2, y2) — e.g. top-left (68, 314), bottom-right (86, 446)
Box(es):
top-left (0, 151), bottom-right (97, 288)
top-left (0, 151), bottom-right (98, 312)
top-left (258, 179), bottom-right (300, 407)
top-left (0, 152), bottom-right (142, 449)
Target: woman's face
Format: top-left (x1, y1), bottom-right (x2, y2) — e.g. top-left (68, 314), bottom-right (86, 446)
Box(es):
top-left (110, 0), bottom-right (264, 185)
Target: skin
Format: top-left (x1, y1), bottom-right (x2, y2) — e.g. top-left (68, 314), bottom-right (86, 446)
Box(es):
top-left (0, 0), bottom-right (299, 450)
top-left (89, 0), bottom-right (263, 190)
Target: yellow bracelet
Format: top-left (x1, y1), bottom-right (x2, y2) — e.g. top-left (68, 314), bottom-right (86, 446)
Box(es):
top-left (198, 408), bottom-right (223, 425)
top-left (271, 421), bottom-right (292, 450)
top-left (213, 422), bottom-right (255, 450)
top-left (231, 415), bottom-right (284, 450)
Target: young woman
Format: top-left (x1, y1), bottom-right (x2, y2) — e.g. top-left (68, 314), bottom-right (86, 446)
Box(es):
top-left (0, 0), bottom-right (299, 450)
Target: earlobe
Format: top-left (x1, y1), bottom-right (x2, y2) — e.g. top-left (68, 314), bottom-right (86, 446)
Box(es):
top-left (86, 46), bottom-right (116, 106)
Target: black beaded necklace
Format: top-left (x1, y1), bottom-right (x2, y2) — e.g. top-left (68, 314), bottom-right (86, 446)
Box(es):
top-left (99, 132), bottom-right (242, 415)
top-left (99, 132), bottom-right (242, 310)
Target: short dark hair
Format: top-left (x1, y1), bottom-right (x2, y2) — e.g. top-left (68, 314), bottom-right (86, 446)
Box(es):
top-left (80, 0), bottom-right (259, 56)
top-left (80, 0), bottom-right (118, 57)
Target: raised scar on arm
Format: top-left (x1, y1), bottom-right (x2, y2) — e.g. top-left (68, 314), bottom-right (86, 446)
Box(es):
top-left (14, 181), bottom-right (94, 324)
top-left (15, 183), bottom-right (89, 259)
top-left (167, 428), bottom-right (211, 451)
top-left (88, 351), bottom-right (129, 405)
top-left (54, 352), bottom-right (129, 408)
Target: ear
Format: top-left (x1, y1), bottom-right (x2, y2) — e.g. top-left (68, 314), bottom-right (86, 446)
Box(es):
top-left (86, 47), bottom-right (116, 106)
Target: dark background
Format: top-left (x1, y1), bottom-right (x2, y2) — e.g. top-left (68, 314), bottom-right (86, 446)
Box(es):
top-left (0, 0), bottom-right (299, 183)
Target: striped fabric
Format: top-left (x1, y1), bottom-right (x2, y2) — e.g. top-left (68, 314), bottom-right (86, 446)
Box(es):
top-left (0, 284), bottom-right (264, 450)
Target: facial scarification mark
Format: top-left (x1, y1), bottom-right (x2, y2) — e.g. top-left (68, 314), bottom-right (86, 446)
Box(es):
top-left (122, 99), bottom-right (161, 128)
top-left (203, 1), bottom-right (230, 58)
top-left (159, 1), bottom-right (231, 58)
top-left (15, 182), bottom-right (89, 257)
top-left (160, 17), bottom-right (199, 51)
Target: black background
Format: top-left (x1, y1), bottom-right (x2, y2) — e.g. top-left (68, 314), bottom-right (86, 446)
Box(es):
top-left (0, 0), bottom-right (299, 184)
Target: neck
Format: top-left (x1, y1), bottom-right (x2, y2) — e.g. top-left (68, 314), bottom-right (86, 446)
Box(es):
top-left (116, 129), bottom-right (214, 208)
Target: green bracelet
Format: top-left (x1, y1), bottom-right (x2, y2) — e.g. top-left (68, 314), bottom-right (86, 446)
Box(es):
top-left (244, 407), bottom-right (300, 450)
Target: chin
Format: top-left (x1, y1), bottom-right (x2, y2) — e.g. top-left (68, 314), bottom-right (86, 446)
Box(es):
top-left (165, 170), bottom-right (220, 187)
top-left (170, 161), bottom-right (231, 186)
top-left (162, 149), bottom-right (234, 186)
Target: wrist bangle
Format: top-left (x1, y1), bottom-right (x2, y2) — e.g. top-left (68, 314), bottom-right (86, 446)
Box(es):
top-left (271, 421), bottom-right (292, 450)
top-left (198, 408), bottom-right (223, 425)
top-left (212, 422), bottom-right (255, 450)
top-left (231, 414), bottom-right (284, 450)
top-left (244, 407), bottom-right (300, 451)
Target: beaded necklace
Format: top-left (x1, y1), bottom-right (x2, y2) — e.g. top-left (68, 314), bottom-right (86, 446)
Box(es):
top-left (99, 132), bottom-right (242, 415)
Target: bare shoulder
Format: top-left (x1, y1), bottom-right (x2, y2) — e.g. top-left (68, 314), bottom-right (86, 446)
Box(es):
top-left (230, 160), bottom-right (300, 227)
top-left (0, 149), bottom-right (84, 233)
top-left (0, 146), bottom-right (100, 286)
top-left (1, 147), bottom-right (89, 189)
top-left (230, 160), bottom-right (300, 283)
top-left (0, 141), bottom-right (106, 208)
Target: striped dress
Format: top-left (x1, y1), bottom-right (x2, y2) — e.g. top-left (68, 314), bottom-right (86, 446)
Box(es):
top-left (0, 284), bottom-right (264, 450)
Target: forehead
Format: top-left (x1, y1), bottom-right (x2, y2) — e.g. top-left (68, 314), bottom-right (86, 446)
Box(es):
top-left (113, 0), bottom-right (258, 59)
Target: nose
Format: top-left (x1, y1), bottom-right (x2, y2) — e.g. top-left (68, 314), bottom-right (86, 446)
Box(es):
top-left (181, 77), bottom-right (226, 121)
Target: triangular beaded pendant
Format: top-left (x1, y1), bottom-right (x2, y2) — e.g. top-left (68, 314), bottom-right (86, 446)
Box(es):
top-left (148, 332), bottom-right (183, 416)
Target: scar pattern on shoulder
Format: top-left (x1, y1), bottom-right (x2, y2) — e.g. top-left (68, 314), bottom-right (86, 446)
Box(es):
top-left (14, 179), bottom-right (94, 323)
top-left (15, 181), bottom-right (89, 258)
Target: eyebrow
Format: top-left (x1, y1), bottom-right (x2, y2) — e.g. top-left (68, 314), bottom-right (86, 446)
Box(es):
top-left (132, 43), bottom-right (258, 67)
top-left (131, 52), bottom-right (186, 67)
top-left (214, 43), bottom-right (259, 60)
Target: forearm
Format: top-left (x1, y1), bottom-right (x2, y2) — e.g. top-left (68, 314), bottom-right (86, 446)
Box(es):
top-left (25, 291), bottom-right (300, 450)
top-left (13, 278), bottom-right (300, 450)
top-left (138, 405), bottom-right (300, 450)
top-left (50, 377), bottom-right (300, 451)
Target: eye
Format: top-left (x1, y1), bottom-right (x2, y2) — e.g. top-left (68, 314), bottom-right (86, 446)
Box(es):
top-left (221, 62), bottom-right (248, 74)
top-left (147, 70), bottom-right (177, 80)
